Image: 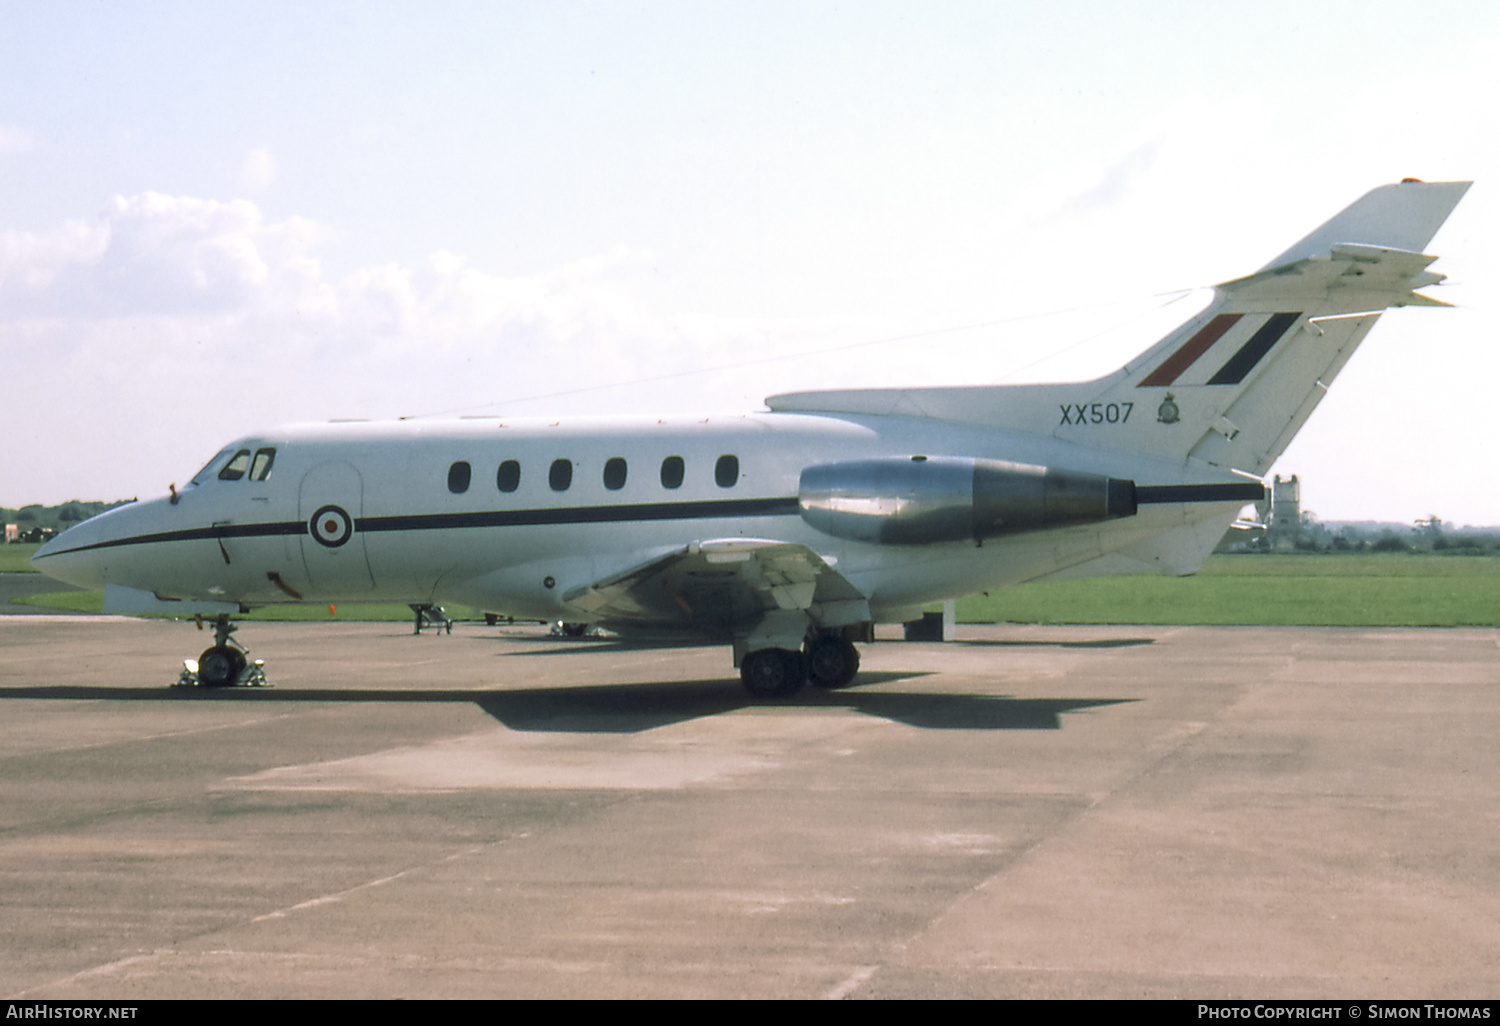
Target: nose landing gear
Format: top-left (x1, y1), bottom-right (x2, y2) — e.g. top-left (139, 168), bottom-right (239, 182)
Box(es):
top-left (177, 615), bottom-right (268, 688)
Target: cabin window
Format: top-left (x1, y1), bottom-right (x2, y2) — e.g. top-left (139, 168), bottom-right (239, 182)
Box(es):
top-left (715, 454), bottom-right (739, 488)
top-left (496, 460), bottom-right (520, 493)
top-left (660, 455), bottom-right (684, 489)
top-left (218, 449), bottom-right (252, 481)
top-left (448, 461), bottom-right (472, 494)
top-left (248, 448), bottom-right (276, 482)
top-left (603, 457), bottom-right (628, 490)
top-left (549, 458), bottom-right (573, 491)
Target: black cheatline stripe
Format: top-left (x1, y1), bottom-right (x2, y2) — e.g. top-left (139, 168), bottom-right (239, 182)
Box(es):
top-left (1136, 483), bottom-right (1265, 505)
top-left (356, 497), bottom-right (801, 533)
top-left (35, 497), bottom-right (803, 558)
top-left (35, 520), bottom-right (309, 557)
top-left (1207, 312), bottom-right (1302, 385)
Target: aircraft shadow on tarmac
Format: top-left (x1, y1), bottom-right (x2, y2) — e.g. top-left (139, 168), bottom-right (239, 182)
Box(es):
top-left (482, 635), bottom-right (1158, 656)
top-left (0, 676), bottom-right (1134, 734)
top-left (954, 637), bottom-right (1156, 649)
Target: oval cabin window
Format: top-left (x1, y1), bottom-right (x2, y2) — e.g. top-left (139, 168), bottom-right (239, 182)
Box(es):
top-left (715, 454), bottom-right (739, 488)
top-left (448, 461), bottom-right (472, 494)
top-left (496, 460), bottom-right (520, 493)
top-left (549, 458), bottom-right (573, 491)
top-left (603, 457), bottom-right (628, 490)
top-left (660, 456), bottom-right (685, 489)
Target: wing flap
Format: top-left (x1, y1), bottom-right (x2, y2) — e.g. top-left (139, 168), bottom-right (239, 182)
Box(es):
top-left (564, 539), bottom-right (868, 636)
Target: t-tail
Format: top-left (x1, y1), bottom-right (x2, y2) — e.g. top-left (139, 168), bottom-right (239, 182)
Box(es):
top-left (768, 180), bottom-right (1471, 478)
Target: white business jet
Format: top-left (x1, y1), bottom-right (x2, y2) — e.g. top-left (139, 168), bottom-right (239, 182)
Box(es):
top-left (33, 180), bottom-right (1470, 696)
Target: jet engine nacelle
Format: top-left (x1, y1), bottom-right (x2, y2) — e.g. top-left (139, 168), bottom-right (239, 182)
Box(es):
top-left (798, 456), bottom-right (1138, 545)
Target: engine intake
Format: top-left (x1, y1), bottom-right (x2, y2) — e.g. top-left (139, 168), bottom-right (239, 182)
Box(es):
top-left (798, 456), bottom-right (1137, 545)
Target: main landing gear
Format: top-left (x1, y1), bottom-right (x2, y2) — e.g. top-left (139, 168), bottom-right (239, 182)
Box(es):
top-left (411, 603), bottom-right (453, 635)
top-left (739, 633), bottom-right (861, 698)
top-left (178, 615), bottom-right (267, 688)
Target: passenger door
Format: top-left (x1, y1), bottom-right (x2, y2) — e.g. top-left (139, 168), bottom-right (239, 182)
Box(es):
top-left (299, 461), bottom-right (378, 594)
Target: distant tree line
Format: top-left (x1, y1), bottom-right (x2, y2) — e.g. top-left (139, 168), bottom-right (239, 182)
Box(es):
top-left (1223, 512), bottom-right (1500, 555)
top-left (2, 500), bottom-right (135, 540)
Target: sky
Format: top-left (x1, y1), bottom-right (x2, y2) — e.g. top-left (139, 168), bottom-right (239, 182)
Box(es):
top-left (2, 0), bottom-right (1498, 525)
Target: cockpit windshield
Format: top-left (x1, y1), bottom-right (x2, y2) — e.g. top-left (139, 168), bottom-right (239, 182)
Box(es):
top-left (219, 449), bottom-right (252, 480)
top-left (190, 448), bottom-right (235, 487)
top-left (188, 445), bottom-right (277, 486)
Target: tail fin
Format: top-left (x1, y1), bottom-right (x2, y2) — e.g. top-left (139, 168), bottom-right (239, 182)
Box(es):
top-left (768, 180), bottom-right (1470, 476)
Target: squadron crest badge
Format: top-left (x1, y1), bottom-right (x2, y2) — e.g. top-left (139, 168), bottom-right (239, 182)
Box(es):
top-left (1157, 393), bottom-right (1180, 424)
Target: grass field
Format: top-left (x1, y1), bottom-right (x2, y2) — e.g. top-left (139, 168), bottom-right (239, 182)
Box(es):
top-left (0, 543), bottom-right (41, 573)
top-left (15, 588), bottom-right (487, 624)
top-left (955, 555), bottom-right (1500, 627)
top-left (12, 552), bottom-right (1500, 627)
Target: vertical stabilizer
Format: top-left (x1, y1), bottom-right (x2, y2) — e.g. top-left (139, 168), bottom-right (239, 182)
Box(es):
top-left (767, 180), bottom-right (1470, 477)
top-left (1258, 180), bottom-right (1472, 270)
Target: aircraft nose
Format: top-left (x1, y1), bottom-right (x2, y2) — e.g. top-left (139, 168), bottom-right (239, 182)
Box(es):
top-left (29, 504), bottom-right (134, 590)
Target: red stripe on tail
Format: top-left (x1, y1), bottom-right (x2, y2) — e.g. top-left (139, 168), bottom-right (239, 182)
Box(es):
top-left (1138, 313), bottom-right (1243, 387)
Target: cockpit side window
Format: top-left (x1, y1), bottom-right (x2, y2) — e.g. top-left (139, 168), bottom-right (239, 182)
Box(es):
top-left (248, 448), bottom-right (276, 482)
top-left (218, 449), bottom-right (252, 481)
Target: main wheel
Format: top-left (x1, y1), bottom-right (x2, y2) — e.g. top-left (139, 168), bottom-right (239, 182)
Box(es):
top-left (740, 648), bottom-right (807, 698)
top-left (806, 635), bottom-right (860, 689)
top-left (197, 645), bottom-right (245, 688)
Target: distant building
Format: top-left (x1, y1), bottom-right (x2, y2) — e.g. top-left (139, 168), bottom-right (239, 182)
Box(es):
top-left (1266, 474), bottom-right (1302, 552)
top-left (4, 524), bottom-right (16, 544)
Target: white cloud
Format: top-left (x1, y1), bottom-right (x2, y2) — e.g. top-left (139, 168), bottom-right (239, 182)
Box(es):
top-left (0, 193), bottom-right (815, 504)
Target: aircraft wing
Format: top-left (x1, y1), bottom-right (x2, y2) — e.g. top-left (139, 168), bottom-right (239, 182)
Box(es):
top-left (561, 539), bottom-right (869, 636)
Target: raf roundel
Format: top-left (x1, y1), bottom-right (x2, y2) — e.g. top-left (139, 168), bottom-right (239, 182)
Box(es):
top-left (309, 505), bottom-right (354, 548)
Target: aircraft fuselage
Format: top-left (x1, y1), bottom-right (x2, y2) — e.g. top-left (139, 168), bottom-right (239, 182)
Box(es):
top-left (36, 409), bottom-right (1214, 626)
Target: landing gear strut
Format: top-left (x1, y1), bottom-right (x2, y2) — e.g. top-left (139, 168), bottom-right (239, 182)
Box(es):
top-left (180, 615), bottom-right (267, 688)
top-left (411, 603), bottom-right (453, 635)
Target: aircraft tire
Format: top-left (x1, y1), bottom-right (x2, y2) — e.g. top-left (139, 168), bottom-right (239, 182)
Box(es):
top-left (807, 635), bottom-right (860, 689)
top-left (740, 648), bottom-right (807, 698)
top-left (198, 645), bottom-right (245, 688)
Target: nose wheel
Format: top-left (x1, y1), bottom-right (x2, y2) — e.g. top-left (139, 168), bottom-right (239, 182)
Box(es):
top-left (178, 615), bottom-right (268, 688)
top-left (197, 644), bottom-right (247, 688)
